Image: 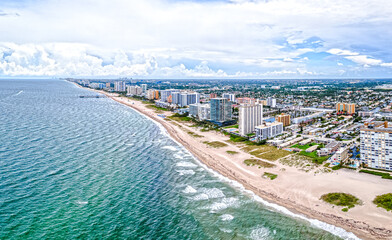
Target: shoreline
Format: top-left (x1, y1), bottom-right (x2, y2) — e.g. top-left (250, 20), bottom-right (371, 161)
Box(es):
top-left (72, 82), bottom-right (392, 240)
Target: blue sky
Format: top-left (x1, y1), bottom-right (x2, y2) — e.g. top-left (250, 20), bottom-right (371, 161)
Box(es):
top-left (0, 0), bottom-right (392, 78)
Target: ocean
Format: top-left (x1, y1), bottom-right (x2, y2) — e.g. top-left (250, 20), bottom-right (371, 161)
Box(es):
top-left (0, 79), bottom-right (358, 239)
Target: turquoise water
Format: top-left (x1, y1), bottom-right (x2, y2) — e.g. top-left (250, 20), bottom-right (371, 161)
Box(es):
top-left (0, 79), bottom-right (357, 239)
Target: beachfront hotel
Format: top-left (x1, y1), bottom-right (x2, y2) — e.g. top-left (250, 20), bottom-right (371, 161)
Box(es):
top-left (360, 121), bottom-right (392, 170)
top-left (336, 102), bottom-right (355, 115)
top-left (255, 122), bottom-right (283, 141)
top-left (238, 103), bottom-right (263, 136)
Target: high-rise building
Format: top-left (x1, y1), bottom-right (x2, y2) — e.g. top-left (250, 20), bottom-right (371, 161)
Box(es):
top-left (210, 93), bottom-right (217, 99)
top-left (114, 81), bottom-right (126, 92)
top-left (147, 89), bottom-right (160, 100)
top-left (222, 93), bottom-right (236, 102)
top-left (267, 97), bottom-right (276, 108)
top-left (141, 84), bottom-right (147, 93)
top-left (172, 92), bottom-right (200, 107)
top-left (198, 104), bottom-right (211, 120)
top-left (127, 86), bottom-right (143, 96)
top-left (255, 122), bottom-right (283, 141)
top-left (360, 121), bottom-right (392, 170)
top-left (276, 113), bottom-right (291, 127)
top-left (210, 98), bottom-right (232, 123)
top-left (237, 97), bottom-right (256, 105)
top-left (336, 103), bottom-right (355, 115)
top-left (160, 89), bottom-right (176, 102)
top-left (238, 104), bottom-right (263, 135)
top-left (189, 104), bottom-right (199, 118)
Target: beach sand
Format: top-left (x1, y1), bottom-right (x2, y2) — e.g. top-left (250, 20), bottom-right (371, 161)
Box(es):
top-left (76, 85), bottom-right (392, 240)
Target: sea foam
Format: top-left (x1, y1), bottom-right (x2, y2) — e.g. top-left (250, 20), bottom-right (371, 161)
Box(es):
top-left (162, 146), bottom-right (177, 151)
top-left (176, 169), bottom-right (195, 176)
top-left (183, 186), bottom-right (197, 194)
top-left (220, 214), bottom-right (234, 221)
top-left (176, 161), bottom-right (198, 168)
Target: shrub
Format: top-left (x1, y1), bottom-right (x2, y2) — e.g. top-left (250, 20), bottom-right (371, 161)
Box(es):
top-left (262, 172), bottom-right (278, 180)
top-left (373, 193), bottom-right (392, 211)
top-left (320, 192), bottom-right (361, 210)
top-left (359, 170), bottom-right (392, 180)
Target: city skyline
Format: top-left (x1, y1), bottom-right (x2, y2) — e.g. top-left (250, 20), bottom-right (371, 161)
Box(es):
top-left (0, 0), bottom-right (392, 78)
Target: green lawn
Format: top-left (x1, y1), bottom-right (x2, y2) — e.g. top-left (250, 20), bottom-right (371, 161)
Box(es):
top-left (320, 193), bottom-right (361, 211)
top-left (299, 151), bottom-right (329, 164)
top-left (203, 141), bottom-right (228, 148)
top-left (290, 143), bottom-right (318, 150)
top-left (244, 159), bottom-right (275, 168)
top-left (223, 124), bottom-right (238, 129)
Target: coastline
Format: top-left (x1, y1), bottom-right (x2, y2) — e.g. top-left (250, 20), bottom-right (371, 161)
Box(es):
top-left (72, 82), bottom-right (392, 240)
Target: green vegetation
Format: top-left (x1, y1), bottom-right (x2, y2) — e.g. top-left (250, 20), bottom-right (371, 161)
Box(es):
top-left (320, 193), bottom-right (361, 211)
top-left (203, 141), bottom-right (228, 148)
top-left (373, 193), bottom-right (392, 211)
top-left (187, 131), bottom-right (203, 138)
top-left (242, 145), bottom-right (290, 161)
top-left (259, 150), bottom-right (292, 161)
top-left (244, 159), bottom-right (275, 168)
top-left (262, 172), bottom-right (278, 180)
top-left (290, 143), bottom-right (318, 150)
top-left (226, 151), bottom-right (239, 155)
top-left (299, 151), bottom-right (329, 164)
top-left (223, 124), bottom-right (238, 129)
top-left (359, 170), bottom-right (392, 180)
top-left (229, 134), bottom-right (248, 142)
top-left (145, 104), bottom-right (170, 112)
top-left (332, 163), bottom-right (343, 170)
top-left (169, 113), bottom-right (193, 122)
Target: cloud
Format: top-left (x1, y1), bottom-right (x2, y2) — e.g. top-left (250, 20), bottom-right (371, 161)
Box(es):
top-left (0, 0), bottom-right (391, 77)
top-left (328, 48), bottom-right (392, 68)
top-left (0, 10), bottom-right (19, 17)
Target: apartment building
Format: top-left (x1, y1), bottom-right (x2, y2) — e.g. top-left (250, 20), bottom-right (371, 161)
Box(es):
top-left (360, 121), bottom-right (392, 170)
top-left (238, 103), bottom-right (263, 135)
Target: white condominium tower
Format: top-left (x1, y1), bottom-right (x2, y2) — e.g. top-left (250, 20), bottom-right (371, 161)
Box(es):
top-left (360, 121), bottom-right (392, 170)
top-left (239, 104), bottom-right (263, 135)
top-left (222, 93), bottom-right (236, 103)
top-left (114, 81), bottom-right (126, 92)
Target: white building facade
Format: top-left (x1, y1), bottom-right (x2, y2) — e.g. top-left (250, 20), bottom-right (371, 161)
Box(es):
top-left (255, 122), bottom-right (283, 141)
top-left (238, 104), bottom-right (263, 135)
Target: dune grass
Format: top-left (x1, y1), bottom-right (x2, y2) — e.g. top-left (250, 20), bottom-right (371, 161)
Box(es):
top-left (244, 159), bottom-right (276, 168)
top-left (203, 141), bottom-right (228, 148)
top-left (259, 149), bottom-right (292, 161)
top-left (226, 150), bottom-right (239, 155)
top-left (187, 131), bottom-right (203, 138)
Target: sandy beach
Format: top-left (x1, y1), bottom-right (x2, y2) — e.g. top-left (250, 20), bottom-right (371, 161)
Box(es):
top-left (76, 84), bottom-right (392, 240)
